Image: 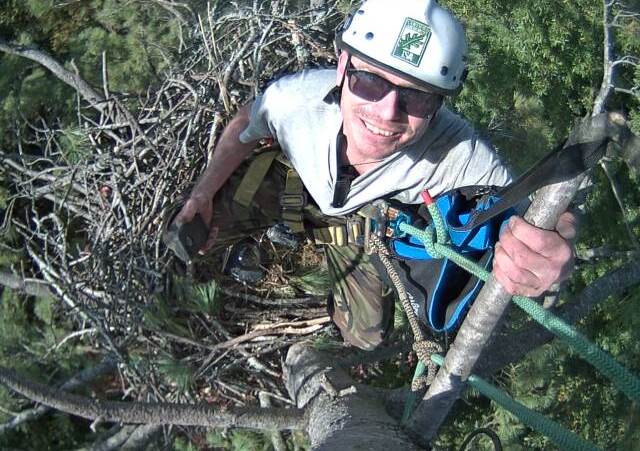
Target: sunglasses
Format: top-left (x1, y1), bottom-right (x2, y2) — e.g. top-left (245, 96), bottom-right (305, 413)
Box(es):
top-left (346, 64), bottom-right (442, 118)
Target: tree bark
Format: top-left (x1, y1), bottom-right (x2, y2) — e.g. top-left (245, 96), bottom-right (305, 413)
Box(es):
top-left (0, 358), bottom-right (117, 435)
top-left (0, 365), bottom-right (306, 431)
top-left (283, 342), bottom-right (422, 450)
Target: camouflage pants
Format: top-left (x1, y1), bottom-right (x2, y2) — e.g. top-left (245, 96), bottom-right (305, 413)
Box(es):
top-left (211, 152), bottom-right (394, 351)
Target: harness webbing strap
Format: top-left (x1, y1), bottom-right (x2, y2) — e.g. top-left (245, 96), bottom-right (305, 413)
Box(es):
top-left (281, 168), bottom-right (306, 233)
top-left (313, 225), bottom-right (347, 246)
top-left (460, 139), bottom-right (607, 231)
top-left (313, 219), bottom-right (363, 246)
top-left (233, 149), bottom-right (279, 208)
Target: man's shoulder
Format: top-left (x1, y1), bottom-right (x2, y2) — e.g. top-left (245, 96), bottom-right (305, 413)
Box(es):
top-left (429, 107), bottom-right (476, 138)
top-left (265, 68), bottom-right (337, 104)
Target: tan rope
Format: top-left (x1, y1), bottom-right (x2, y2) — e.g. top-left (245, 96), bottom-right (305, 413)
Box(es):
top-left (368, 233), bottom-right (442, 390)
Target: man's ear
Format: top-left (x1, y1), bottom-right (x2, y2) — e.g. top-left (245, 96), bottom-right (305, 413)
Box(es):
top-left (336, 51), bottom-right (350, 86)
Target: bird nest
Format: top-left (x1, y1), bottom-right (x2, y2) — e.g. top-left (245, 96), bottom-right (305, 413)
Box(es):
top-left (1, 0), bottom-right (351, 412)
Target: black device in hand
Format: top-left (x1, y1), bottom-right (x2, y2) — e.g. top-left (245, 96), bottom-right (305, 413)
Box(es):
top-left (163, 213), bottom-right (209, 262)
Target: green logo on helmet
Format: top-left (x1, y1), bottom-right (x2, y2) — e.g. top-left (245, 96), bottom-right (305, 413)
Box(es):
top-left (392, 18), bottom-right (431, 66)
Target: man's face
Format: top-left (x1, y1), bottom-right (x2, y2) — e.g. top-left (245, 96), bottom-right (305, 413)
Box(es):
top-left (336, 52), bottom-right (440, 161)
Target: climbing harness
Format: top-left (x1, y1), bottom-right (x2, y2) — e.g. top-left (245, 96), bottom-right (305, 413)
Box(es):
top-left (364, 188), bottom-right (515, 332)
top-left (382, 137), bottom-right (640, 451)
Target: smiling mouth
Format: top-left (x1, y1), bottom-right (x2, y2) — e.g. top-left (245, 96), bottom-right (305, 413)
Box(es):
top-left (361, 119), bottom-right (401, 138)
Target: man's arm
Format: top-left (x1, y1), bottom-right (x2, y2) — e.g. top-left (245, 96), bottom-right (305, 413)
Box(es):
top-left (492, 212), bottom-right (577, 297)
top-left (175, 103), bottom-right (261, 249)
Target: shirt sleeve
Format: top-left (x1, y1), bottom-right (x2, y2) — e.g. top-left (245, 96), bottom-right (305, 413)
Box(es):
top-left (239, 73), bottom-right (298, 144)
top-left (453, 136), bottom-right (513, 188)
top-left (238, 92), bottom-right (275, 143)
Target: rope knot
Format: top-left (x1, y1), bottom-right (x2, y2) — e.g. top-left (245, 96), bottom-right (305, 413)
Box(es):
top-left (399, 223), bottom-right (444, 259)
top-left (413, 340), bottom-right (443, 365)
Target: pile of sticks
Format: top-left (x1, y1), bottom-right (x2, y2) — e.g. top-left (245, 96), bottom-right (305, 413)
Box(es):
top-left (1, 0), bottom-right (343, 409)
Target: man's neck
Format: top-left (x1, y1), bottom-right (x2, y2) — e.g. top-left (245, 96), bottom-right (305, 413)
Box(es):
top-left (341, 143), bottom-right (383, 175)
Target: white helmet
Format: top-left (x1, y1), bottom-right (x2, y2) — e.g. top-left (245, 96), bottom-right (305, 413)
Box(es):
top-left (336, 0), bottom-right (468, 96)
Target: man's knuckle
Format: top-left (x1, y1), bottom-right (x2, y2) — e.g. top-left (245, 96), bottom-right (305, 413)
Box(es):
top-left (513, 250), bottom-right (528, 269)
top-left (559, 243), bottom-right (573, 262)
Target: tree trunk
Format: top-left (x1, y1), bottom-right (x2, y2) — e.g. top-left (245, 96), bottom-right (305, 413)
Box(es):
top-left (283, 342), bottom-right (422, 450)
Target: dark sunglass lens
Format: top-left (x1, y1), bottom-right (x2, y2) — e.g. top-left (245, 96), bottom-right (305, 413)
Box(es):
top-left (400, 90), bottom-right (442, 117)
top-left (349, 71), bottom-right (389, 102)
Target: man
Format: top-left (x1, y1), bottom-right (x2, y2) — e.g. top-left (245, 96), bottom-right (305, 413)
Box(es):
top-left (175, 0), bottom-right (575, 350)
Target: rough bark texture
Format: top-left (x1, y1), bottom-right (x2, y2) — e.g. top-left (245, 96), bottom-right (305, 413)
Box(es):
top-left (283, 343), bottom-right (422, 450)
top-left (0, 359), bottom-right (116, 435)
top-left (0, 365), bottom-right (306, 431)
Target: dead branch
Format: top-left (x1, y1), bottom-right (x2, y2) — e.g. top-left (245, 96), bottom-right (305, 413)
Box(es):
top-left (0, 365), bottom-right (307, 430)
top-left (0, 38), bottom-right (105, 111)
top-left (0, 359), bottom-right (117, 435)
top-left (0, 271), bottom-right (54, 298)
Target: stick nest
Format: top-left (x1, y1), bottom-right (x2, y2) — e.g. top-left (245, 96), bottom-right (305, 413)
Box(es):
top-left (1, 0), bottom-right (349, 411)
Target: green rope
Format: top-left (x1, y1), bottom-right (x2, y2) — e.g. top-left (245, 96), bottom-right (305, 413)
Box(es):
top-left (398, 218), bottom-right (640, 404)
top-left (401, 360), bottom-right (427, 425)
top-left (431, 355), bottom-right (601, 451)
top-left (511, 294), bottom-right (640, 403)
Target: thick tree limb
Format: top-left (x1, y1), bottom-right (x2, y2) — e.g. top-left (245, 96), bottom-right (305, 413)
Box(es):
top-left (259, 392), bottom-right (287, 451)
top-left (0, 365), bottom-right (307, 431)
top-left (283, 343), bottom-right (421, 450)
top-left (0, 358), bottom-right (117, 435)
top-left (0, 38), bottom-right (105, 111)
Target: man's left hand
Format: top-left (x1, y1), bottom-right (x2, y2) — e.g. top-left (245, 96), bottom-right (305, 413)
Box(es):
top-left (492, 212), bottom-right (577, 297)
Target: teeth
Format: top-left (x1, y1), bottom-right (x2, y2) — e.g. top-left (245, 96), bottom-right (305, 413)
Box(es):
top-left (363, 121), bottom-right (396, 137)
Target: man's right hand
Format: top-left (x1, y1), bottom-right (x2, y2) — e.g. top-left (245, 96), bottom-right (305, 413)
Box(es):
top-left (174, 189), bottom-right (218, 253)
top-left (171, 102), bottom-right (259, 254)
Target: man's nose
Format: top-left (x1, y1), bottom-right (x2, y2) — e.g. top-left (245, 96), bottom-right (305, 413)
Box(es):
top-left (374, 89), bottom-right (403, 120)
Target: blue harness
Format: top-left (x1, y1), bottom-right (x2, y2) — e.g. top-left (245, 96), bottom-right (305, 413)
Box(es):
top-left (367, 137), bottom-right (609, 333)
top-left (372, 187), bottom-right (515, 332)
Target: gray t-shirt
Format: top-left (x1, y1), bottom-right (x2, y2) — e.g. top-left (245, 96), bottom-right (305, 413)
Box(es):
top-left (240, 69), bottom-right (511, 216)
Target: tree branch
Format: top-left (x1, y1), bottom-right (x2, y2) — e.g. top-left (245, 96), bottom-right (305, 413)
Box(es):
top-left (0, 366), bottom-right (307, 431)
top-left (0, 38), bottom-right (105, 112)
top-left (0, 271), bottom-right (54, 298)
top-left (593, 0), bottom-right (616, 113)
top-left (0, 358), bottom-right (117, 435)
